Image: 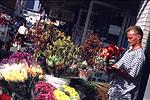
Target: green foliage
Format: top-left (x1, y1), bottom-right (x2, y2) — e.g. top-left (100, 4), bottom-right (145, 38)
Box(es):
top-left (32, 23), bottom-right (81, 76)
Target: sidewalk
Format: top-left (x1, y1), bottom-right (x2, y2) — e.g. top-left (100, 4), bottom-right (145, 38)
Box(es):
top-left (10, 41), bottom-right (32, 52)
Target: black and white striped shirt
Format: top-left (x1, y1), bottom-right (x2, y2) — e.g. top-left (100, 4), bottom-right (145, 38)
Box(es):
top-left (108, 48), bottom-right (145, 98)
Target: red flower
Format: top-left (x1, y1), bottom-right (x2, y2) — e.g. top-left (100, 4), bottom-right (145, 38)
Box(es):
top-left (98, 44), bottom-right (125, 59)
top-left (0, 93), bottom-right (11, 100)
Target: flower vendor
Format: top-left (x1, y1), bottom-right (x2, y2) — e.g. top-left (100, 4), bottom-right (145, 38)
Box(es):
top-left (104, 26), bottom-right (145, 100)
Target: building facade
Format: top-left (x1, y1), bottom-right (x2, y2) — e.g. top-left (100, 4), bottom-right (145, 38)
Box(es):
top-left (136, 0), bottom-right (150, 100)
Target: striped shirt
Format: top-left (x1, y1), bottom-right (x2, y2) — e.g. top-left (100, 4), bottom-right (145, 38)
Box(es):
top-left (108, 48), bottom-right (145, 99)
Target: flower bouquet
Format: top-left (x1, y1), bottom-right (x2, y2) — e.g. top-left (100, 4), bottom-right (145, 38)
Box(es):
top-left (87, 44), bottom-right (125, 83)
top-left (97, 44), bottom-right (125, 68)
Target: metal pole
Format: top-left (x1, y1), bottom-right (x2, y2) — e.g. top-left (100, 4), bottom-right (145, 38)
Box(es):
top-left (81, 0), bottom-right (93, 43)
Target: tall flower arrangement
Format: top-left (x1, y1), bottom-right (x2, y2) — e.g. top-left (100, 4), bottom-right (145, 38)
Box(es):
top-left (29, 23), bottom-right (81, 77)
top-left (80, 33), bottom-right (102, 66)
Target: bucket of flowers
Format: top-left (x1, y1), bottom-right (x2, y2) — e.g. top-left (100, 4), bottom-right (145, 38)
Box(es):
top-left (0, 52), bottom-right (44, 99)
top-left (44, 74), bottom-right (80, 100)
top-left (34, 80), bottom-right (81, 100)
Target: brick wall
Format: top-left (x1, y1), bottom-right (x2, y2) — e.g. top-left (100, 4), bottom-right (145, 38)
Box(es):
top-left (136, 1), bottom-right (150, 99)
top-left (136, 0), bottom-right (150, 47)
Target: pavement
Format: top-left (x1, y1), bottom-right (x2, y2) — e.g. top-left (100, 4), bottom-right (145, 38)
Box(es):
top-left (10, 40), bottom-right (33, 52)
top-left (10, 43), bottom-right (30, 52)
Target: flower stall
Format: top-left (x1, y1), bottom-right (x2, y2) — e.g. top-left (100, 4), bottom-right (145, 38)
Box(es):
top-left (0, 52), bottom-right (80, 100)
top-left (0, 20), bottom-right (125, 100)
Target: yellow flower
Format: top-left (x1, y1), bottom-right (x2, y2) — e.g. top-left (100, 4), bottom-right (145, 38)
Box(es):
top-left (35, 68), bottom-right (43, 74)
top-left (28, 65), bottom-right (43, 77)
top-left (39, 74), bottom-right (45, 80)
top-left (62, 85), bottom-right (80, 100)
top-left (54, 89), bottom-right (70, 100)
top-left (1, 64), bottom-right (28, 82)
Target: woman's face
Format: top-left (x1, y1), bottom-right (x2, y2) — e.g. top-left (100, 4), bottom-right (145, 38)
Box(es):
top-left (127, 30), bottom-right (141, 46)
